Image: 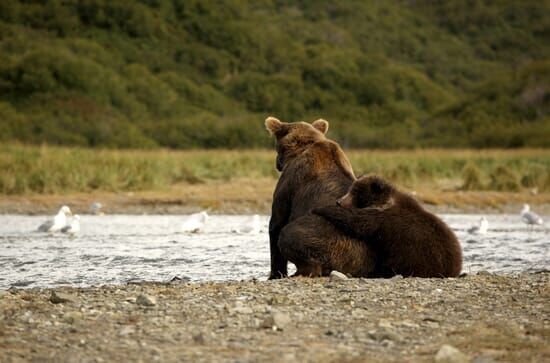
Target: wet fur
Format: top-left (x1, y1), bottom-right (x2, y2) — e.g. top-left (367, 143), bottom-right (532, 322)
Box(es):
top-left (314, 175), bottom-right (462, 278)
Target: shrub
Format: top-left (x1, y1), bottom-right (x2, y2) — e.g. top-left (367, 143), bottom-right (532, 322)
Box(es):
top-left (488, 165), bottom-right (521, 191)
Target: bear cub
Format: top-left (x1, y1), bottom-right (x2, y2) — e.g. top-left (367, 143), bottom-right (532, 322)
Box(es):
top-left (314, 175), bottom-right (462, 277)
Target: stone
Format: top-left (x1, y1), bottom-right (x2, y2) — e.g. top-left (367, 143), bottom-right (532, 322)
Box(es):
top-left (329, 271), bottom-right (348, 281)
top-left (192, 332), bottom-right (205, 344)
top-left (136, 294), bottom-right (156, 306)
top-left (261, 311), bottom-right (291, 331)
top-left (472, 356), bottom-right (496, 363)
top-left (118, 326), bottom-right (135, 336)
top-left (368, 328), bottom-right (402, 342)
top-left (476, 270), bottom-right (492, 276)
top-left (229, 305), bottom-right (253, 314)
top-left (63, 311), bottom-right (82, 324)
top-left (435, 344), bottom-right (468, 363)
top-left (50, 291), bottom-right (77, 304)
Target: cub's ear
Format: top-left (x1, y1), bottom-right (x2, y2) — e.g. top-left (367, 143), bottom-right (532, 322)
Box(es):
top-left (312, 119), bottom-right (329, 134)
top-left (265, 116), bottom-right (286, 136)
top-left (369, 177), bottom-right (389, 195)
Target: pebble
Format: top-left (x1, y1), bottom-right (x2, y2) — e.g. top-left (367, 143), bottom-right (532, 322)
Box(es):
top-left (261, 311), bottom-right (291, 331)
top-left (472, 356), bottom-right (496, 363)
top-left (62, 312), bottom-right (82, 324)
top-left (192, 332), bottom-right (205, 344)
top-left (118, 326), bottom-right (135, 336)
top-left (329, 271), bottom-right (348, 281)
top-left (136, 294), bottom-right (156, 306)
top-left (49, 291), bottom-right (77, 304)
top-left (435, 344), bottom-right (468, 363)
top-left (229, 305), bottom-right (253, 314)
top-left (368, 328), bottom-right (402, 342)
top-left (476, 271), bottom-right (493, 276)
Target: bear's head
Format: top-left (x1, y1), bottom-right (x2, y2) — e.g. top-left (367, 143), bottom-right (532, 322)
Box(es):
top-left (337, 175), bottom-right (394, 209)
top-left (265, 116), bottom-right (329, 171)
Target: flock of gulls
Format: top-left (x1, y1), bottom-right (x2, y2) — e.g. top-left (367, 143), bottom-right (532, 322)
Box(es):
top-left (36, 202), bottom-right (543, 236)
top-left (36, 204), bottom-right (263, 235)
top-left (467, 204), bottom-right (544, 235)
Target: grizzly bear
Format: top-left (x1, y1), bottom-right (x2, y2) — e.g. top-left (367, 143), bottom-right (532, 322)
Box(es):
top-left (314, 175), bottom-right (462, 277)
top-left (265, 117), bottom-right (377, 279)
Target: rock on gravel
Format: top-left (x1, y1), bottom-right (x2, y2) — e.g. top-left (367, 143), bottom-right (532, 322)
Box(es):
top-left (261, 311), bottom-right (291, 331)
top-left (136, 294), bottom-right (156, 306)
top-left (329, 270), bottom-right (348, 280)
top-left (49, 291), bottom-right (77, 304)
top-left (435, 344), bottom-right (468, 363)
top-left (62, 311), bottom-right (82, 324)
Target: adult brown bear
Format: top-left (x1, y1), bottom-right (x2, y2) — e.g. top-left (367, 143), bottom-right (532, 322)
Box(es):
top-left (314, 175), bottom-right (463, 277)
top-left (265, 117), bottom-right (376, 279)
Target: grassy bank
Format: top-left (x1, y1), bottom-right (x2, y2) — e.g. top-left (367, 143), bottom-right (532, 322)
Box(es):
top-left (1, 144), bottom-right (549, 196)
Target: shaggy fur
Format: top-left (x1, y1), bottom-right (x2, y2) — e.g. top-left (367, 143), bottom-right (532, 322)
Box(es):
top-left (314, 175), bottom-right (462, 277)
top-left (265, 117), bottom-right (376, 279)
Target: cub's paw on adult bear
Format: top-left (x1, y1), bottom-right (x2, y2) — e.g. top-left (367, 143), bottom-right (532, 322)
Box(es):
top-left (313, 175), bottom-right (462, 278)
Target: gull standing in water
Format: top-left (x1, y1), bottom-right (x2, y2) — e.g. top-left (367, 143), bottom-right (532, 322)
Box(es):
top-left (90, 202), bottom-right (104, 215)
top-left (37, 206), bottom-right (72, 232)
top-left (520, 204), bottom-right (543, 227)
top-left (181, 211), bottom-right (209, 233)
top-left (468, 217), bottom-right (489, 235)
top-left (232, 214), bottom-right (261, 234)
top-left (61, 215), bottom-right (81, 235)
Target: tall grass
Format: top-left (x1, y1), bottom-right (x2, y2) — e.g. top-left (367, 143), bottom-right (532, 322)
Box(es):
top-left (0, 144), bottom-right (548, 195)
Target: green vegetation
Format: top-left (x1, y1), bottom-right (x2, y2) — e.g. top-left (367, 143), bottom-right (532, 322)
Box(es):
top-left (1, 144), bottom-right (548, 195)
top-left (0, 1), bottom-right (548, 148)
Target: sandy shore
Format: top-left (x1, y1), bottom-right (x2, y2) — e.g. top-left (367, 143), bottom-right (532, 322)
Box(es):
top-left (1, 273), bottom-right (548, 362)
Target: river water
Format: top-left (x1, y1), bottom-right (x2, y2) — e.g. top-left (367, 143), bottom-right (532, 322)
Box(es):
top-left (0, 214), bottom-right (548, 289)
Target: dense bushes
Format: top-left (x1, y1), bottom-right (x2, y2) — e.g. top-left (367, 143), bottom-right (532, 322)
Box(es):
top-left (0, 0), bottom-right (548, 148)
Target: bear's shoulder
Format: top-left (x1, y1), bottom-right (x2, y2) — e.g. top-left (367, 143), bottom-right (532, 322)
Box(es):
top-left (302, 140), bottom-right (355, 180)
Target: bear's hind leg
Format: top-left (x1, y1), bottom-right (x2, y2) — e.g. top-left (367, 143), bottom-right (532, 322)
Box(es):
top-left (293, 263), bottom-right (323, 277)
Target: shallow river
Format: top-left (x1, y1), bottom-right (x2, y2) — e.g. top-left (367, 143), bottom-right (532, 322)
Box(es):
top-left (0, 214), bottom-right (548, 289)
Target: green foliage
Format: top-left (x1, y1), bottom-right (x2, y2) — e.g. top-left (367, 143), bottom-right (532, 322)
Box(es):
top-left (0, 1), bottom-right (548, 148)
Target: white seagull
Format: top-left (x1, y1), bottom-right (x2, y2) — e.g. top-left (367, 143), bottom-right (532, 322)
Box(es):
top-left (232, 214), bottom-right (261, 234)
top-left (90, 202), bottom-right (104, 215)
top-left (181, 211), bottom-right (209, 233)
top-left (468, 217), bottom-right (488, 235)
top-left (37, 206), bottom-right (72, 232)
top-left (520, 204), bottom-right (543, 226)
top-left (61, 215), bottom-right (81, 234)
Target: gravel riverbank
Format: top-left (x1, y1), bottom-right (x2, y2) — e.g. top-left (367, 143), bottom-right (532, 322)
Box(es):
top-left (1, 272), bottom-right (548, 362)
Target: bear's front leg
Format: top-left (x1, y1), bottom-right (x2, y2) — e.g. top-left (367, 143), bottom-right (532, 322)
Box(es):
top-left (268, 217), bottom-right (288, 279)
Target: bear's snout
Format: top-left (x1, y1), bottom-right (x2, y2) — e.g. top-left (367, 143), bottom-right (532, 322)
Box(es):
top-left (337, 193), bottom-right (353, 209)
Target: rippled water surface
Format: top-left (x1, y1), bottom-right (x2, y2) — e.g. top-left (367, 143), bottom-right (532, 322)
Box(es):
top-left (0, 214), bottom-right (548, 289)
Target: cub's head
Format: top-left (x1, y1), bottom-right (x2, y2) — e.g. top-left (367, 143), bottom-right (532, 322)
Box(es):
top-left (337, 175), bottom-right (394, 209)
top-left (265, 116), bottom-right (329, 171)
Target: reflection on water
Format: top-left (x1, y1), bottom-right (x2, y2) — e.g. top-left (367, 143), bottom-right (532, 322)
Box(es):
top-left (0, 214), bottom-right (548, 289)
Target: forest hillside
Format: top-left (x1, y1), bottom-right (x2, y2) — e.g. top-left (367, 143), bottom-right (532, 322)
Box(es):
top-left (0, 1), bottom-right (548, 148)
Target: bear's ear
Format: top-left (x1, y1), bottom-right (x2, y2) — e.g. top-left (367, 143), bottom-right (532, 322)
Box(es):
top-left (312, 119), bottom-right (329, 134)
top-left (265, 116), bottom-right (287, 137)
top-left (369, 177), bottom-right (387, 195)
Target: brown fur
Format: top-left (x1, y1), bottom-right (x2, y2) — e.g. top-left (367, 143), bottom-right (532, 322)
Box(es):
top-left (314, 175), bottom-right (463, 278)
top-left (265, 117), bottom-right (376, 279)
